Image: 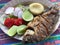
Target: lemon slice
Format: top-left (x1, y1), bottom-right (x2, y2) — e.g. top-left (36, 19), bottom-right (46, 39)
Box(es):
top-left (22, 10), bottom-right (34, 21)
top-left (29, 3), bottom-right (44, 15)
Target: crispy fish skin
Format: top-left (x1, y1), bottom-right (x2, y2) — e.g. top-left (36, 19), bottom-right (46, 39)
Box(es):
top-left (23, 6), bottom-right (59, 43)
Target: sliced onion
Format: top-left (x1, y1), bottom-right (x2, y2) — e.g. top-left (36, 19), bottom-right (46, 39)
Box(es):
top-left (5, 7), bottom-right (14, 14)
top-left (18, 10), bottom-right (23, 18)
top-left (13, 7), bottom-right (22, 17)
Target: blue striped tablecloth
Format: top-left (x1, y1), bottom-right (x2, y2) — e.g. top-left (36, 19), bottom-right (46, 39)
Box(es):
top-left (0, 0), bottom-right (60, 45)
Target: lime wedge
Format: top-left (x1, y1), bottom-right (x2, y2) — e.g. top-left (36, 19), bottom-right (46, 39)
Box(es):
top-left (22, 10), bottom-right (34, 21)
top-left (17, 25), bottom-right (27, 35)
top-left (7, 26), bottom-right (18, 36)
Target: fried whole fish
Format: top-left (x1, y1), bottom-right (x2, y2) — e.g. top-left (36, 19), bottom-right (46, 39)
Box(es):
top-left (23, 6), bottom-right (59, 43)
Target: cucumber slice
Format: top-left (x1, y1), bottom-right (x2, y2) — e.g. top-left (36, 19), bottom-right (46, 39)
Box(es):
top-left (9, 15), bottom-right (18, 18)
top-left (7, 26), bottom-right (18, 36)
top-left (17, 25), bottom-right (27, 35)
top-left (22, 10), bottom-right (34, 21)
top-left (17, 4), bottom-right (27, 12)
top-left (16, 4), bottom-right (23, 7)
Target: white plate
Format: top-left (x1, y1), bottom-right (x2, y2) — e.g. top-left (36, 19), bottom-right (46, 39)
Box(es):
top-left (0, 0), bottom-right (60, 40)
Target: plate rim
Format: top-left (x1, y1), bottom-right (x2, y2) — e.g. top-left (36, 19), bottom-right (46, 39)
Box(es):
top-left (0, 1), bottom-right (60, 40)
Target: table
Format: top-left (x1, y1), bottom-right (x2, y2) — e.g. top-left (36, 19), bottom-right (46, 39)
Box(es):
top-left (0, 0), bottom-right (60, 45)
